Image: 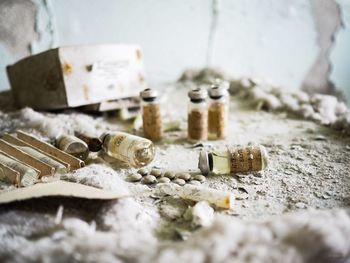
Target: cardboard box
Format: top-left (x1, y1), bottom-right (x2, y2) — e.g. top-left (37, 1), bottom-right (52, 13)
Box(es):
top-left (7, 44), bottom-right (147, 110)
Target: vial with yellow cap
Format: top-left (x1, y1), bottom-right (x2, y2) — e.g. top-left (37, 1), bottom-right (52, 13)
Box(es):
top-left (198, 145), bottom-right (268, 175)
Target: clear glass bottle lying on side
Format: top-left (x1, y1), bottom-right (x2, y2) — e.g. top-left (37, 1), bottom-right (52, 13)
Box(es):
top-left (198, 145), bottom-right (268, 175)
top-left (208, 84), bottom-right (229, 140)
top-left (140, 88), bottom-right (163, 141)
top-left (56, 135), bottom-right (89, 161)
top-left (100, 131), bottom-right (155, 168)
top-left (188, 89), bottom-right (208, 142)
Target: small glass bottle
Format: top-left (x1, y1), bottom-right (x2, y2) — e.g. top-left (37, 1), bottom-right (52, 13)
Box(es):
top-left (140, 88), bottom-right (163, 141)
top-left (56, 135), bottom-right (89, 161)
top-left (0, 152), bottom-right (39, 187)
top-left (100, 131), bottom-right (155, 168)
top-left (208, 84), bottom-right (229, 140)
top-left (198, 145), bottom-right (268, 175)
top-left (188, 89), bottom-right (208, 142)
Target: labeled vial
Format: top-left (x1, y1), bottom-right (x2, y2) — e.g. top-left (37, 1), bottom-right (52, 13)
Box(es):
top-left (0, 152), bottom-right (39, 187)
top-left (188, 89), bottom-right (208, 142)
top-left (15, 145), bottom-right (68, 174)
top-left (56, 135), bottom-right (89, 161)
top-left (208, 84), bottom-right (229, 140)
top-left (198, 145), bottom-right (268, 175)
top-left (140, 88), bottom-right (163, 141)
top-left (100, 131), bottom-right (155, 168)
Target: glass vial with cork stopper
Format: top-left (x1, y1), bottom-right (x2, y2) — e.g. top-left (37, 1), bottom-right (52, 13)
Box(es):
top-left (140, 88), bottom-right (163, 141)
top-left (188, 89), bottom-right (208, 142)
top-left (208, 84), bottom-right (229, 140)
top-left (100, 131), bottom-right (155, 168)
top-left (198, 145), bottom-right (268, 175)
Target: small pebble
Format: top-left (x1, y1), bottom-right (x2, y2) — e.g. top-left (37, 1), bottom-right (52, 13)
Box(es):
top-left (192, 174), bottom-right (206, 182)
top-left (173, 178), bottom-right (186, 186)
top-left (176, 172), bottom-right (191, 181)
top-left (150, 168), bottom-right (163, 178)
top-left (137, 168), bottom-right (149, 176)
top-left (164, 171), bottom-right (176, 179)
top-left (129, 173), bottom-right (142, 182)
top-left (188, 180), bottom-right (201, 186)
top-left (158, 177), bottom-right (171, 183)
top-left (143, 175), bottom-right (157, 184)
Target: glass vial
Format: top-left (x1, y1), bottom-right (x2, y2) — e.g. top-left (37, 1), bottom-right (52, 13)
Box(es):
top-left (198, 145), bottom-right (268, 175)
top-left (0, 152), bottom-right (39, 187)
top-left (140, 88), bottom-right (163, 141)
top-left (188, 89), bottom-right (208, 142)
top-left (15, 145), bottom-right (68, 174)
top-left (100, 131), bottom-right (155, 168)
top-left (56, 135), bottom-right (89, 161)
top-left (208, 84), bottom-right (229, 140)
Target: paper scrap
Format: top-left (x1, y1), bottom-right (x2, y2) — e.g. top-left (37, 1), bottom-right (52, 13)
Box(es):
top-left (0, 180), bottom-right (129, 204)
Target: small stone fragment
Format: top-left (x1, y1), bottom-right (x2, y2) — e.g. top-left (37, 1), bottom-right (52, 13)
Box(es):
top-left (176, 172), bottom-right (191, 181)
top-left (143, 175), bottom-right (157, 184)
top-left (188, 180), bottom-right (201, 186)
top-left (192, 174), bottom-right (206, 182)
top-left (295, 202), bottom-right (307, 209)
top-left (158, 177), bottom-right (171, 183)
top-left (150, 168), bottom-right (163, 178)
top-left (173, 178), bottom-right (186, 186)
top-left (129, 173), bottom-right (142, 182)
top-left (138, 168), bottom-right (149, 176)
top-left (183, 201), bottom-right (214, 227)
top-left (164, 171), bottom-right (176, 179)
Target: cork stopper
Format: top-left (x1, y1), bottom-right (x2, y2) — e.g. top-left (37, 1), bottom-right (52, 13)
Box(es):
top-left (140, 88), bottom-right (158, 100)
top-left (188, 89), bottom-right (207, 101)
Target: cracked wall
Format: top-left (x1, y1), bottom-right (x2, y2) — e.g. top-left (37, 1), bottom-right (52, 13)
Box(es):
top-left (0, 0), bottom-right (349, 102)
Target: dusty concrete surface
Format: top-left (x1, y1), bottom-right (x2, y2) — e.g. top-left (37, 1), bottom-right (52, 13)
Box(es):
top-left (0, 82), bottom-right (350, 262)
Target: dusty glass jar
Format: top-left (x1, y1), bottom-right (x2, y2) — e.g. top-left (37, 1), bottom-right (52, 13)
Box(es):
top-left (208, 85), bottom-right (229, 140)
top-left (188, 89), bottom-right (208, 142)
top-left (198, 145), bottom-right (268, 175)
top-left (140, 88), bottom-right (163, 141)
top-left (100, 131), bottom-right (155, 168)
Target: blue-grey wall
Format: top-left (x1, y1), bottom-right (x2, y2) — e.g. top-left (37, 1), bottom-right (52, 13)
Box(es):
top-left (0, 0), bottom-right (349, 101)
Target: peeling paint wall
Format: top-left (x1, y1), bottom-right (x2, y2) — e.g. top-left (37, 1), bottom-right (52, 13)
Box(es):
top-left (0, 0), bottom-right (349, 102)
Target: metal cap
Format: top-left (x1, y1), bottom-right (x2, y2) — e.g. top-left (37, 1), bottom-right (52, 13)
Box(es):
top-left (99, 132), bottom-right (109, 143)
top-left (208, 85), bottom-right (228, 98)
top-left (140, 88), bottom-right (158, 99)
top-left (213, 79), bottom-right (230, 90)
top-left (188, 89), bottom-right (207, 100)
top-left (198, 150), bottom-right (210, 175)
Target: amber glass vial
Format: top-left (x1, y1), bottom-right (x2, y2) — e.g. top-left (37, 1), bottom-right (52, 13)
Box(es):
top-left (140, 88), bottom-right (163, 141)
top-left (188, 89), bottom-right (208, 142)
top-left (208, 85), bottom-right (229, 140)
